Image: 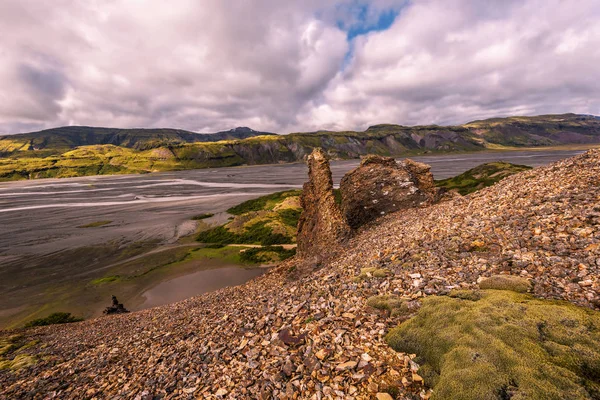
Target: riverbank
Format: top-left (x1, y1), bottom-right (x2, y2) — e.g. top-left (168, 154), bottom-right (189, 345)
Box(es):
top-left (0, 146), bottom-right (597, 329)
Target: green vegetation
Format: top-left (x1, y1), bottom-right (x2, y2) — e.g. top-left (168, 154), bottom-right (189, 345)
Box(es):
top-left (3, 114), bottom-right (597, 182)
top-left (191, 213), bottom-right (214, 220)
top-left (197, 221), bottom-right (293, 246)
top-left (386, 290), bottom-right (600, 399)
top-left (367, 295), bottom-right (413, 318)
top-left (91, 275), bottom-right (121, 285)
top-left (0, 335), bottom-right (37, 371)
top-left (436, 162), bottom-right (532, 195)
top-left (226, 190), bottom-right (301, 215)
top-left (479, 274), bottom-right (532, 293)
top-left (199, 190), bottom-right (302, 246)
top-left (239, 246), bottom-right (296, 264)
top-left (77, 220), bottom-right (112, 228)
top-left (355, 267), bottom-right (393, 281)
top-left (24, 312), bottom-right (83, 328)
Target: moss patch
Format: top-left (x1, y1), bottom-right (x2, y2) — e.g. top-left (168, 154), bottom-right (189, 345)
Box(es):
top-left (239, 246), bottom-right (296, 264)
top-left (435, 162), bottom-right (532, 195)
top-left (77, 220), bottom-right (112, 228)
top-left (90, 275), bottom-right (122, 285)
top-left (367, 295), bottom-right (413, 318)
top-left (24, 312), bottom-right (83, 328)
top-left (0, 336), bottom-right (38, 371)
top-left (355, 267), bottom-right (392, 281)
top-left (479, 275), bottom-right (532, 293)
top-left (226, 190), bottom-right (301, 215)
top-left (386, 290), bottom-right (600, 399)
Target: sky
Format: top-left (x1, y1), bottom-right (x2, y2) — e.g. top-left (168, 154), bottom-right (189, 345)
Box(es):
top-left (1, 0), bottom-right (599, 135)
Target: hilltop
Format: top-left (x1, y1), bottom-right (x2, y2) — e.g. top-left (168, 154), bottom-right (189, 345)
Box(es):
top-left (0, 126), bottom-right (274, 154)
top-left (1, 149), bottom-right (598, 399)
top-left (1, 113), bottom-right (600, 181)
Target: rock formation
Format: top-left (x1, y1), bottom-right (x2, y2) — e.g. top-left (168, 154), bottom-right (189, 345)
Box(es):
top-left (103, 295), bottom-right (129, 315)
top-left (340, 155), bottom-right (438, 229)
top-left (297, 148), bottom-right (349, 261)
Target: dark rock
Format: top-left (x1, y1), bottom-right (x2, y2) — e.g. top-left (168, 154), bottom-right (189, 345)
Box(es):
top-left (103, 295), bottom-right (129, 315)
top-left (339, 155), bottom-right (438, 229)
top-left (297, 148), bottom-right (350, 260)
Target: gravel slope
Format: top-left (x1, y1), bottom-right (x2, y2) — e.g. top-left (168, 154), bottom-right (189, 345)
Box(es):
top-left (1, 150), bottom-right (599, 400)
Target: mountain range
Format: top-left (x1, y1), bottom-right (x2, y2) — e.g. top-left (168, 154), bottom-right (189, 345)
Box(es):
top-left (1, 113), bottom-right (599, 181)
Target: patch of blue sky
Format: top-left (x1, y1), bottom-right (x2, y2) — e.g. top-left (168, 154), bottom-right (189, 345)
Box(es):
top-left (334, 3), bottom-right (402, 68)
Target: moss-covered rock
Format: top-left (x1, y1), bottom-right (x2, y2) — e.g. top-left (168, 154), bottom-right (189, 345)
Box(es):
top-left (386, 290), bottom-right (600, 399)
top-left (0, 335), bottom-right (38, 371)
top-left (479, 275), bottom-right (532, 293)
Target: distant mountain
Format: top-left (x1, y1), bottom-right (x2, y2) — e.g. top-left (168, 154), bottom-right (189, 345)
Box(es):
top-left (1, 113), bottom-right (599, 181)
top-left (0, 125), bottom-right (275, 154)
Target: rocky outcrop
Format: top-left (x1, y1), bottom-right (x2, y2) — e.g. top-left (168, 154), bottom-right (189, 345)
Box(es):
top-left (297, 148), bottom-right (349, 261)
top-left (103, 295), bottom-right (129, 315)
top-left (340, 155), bottom-right (438, 229)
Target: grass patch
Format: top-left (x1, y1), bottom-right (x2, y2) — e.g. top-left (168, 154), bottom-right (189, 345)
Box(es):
top-left (197, 221), bottom-right (293, 245)
top-left (386, 290), bottom-right (600, 399)
top-left (77, 220), bottom-right (112, 228)
top-left (191, 213), bottom-right (214, 220)
top-left (277, 208), bottom-right (301, 228)
top-left (184, 245), bottom-right (248, 265)
top-left (24, 312), bottom-right (83, 328)
top-left (436, 162), bottom-right (532, 195)
top-left (90, 275), bottom-right (121, 285)
top-left (239, 246), bottom-right (296, 264)
top-left (226, 190), bottom-right (302, 215)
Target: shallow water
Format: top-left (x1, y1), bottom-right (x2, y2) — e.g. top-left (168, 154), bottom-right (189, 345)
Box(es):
top-left (139, 267), bottom-right (266, 309)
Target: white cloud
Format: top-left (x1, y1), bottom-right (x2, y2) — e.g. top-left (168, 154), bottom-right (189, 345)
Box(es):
top-left (0, 0), bottom-right (599, 134)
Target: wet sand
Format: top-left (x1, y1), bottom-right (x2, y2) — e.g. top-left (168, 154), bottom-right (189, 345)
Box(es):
top-left (140, 266), bottom-right (266, 309)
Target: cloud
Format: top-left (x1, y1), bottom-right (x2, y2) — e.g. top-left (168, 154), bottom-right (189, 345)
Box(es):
top-left (0, 0), bottom-right (599, 134)
top-left (304, 0), bottom-right (600, 129)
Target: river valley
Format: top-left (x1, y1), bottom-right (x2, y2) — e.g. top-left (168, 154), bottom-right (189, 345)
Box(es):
top-left (0, 147), bottom-right (591, 328)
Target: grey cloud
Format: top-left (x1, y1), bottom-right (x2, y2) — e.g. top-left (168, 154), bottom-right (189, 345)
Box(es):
top-left (0, 0), bottom-right (599, 135)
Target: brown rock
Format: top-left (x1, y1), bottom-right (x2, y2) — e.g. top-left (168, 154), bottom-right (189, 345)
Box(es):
top-left (340, 155), bottom-right (438, 229)
top-left (297, 148), bottom-right (350, 260)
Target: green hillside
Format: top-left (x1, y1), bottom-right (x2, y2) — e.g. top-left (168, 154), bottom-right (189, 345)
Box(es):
top-left (1, 113), bottom-right (599, 181)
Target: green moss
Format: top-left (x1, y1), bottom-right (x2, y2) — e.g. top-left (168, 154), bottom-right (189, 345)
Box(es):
top-left (367, 295), bottom-right (412, 318)
top-left (90, 275), bottom-right (121, 285)
top-left (0, 336), bottom-right (38, 371)
top-left (197, 220), bottom-right (293, 245)
top-left (226, 190), bottom-right (302, 215)
top-left (386, 290), bottom-right (600, 400)
top-left (77, 220), bottom-right (112, 228)
top-left (277, 208), bottom-right (301, 228)
top-left (436, 162), bottom-right (532, 195)
top-left (239, 246), bottom-right (296, 264)
top-left (355, 267), bottom-right (392, 281)
top-left (479, 275), bottom-right (532, 293)
top-left (24, 312), bottom-right (83, 328)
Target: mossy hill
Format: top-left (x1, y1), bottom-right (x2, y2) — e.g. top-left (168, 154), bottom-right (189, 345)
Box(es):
top-left (1, 113), bottom-right (600, 181)
top-left (197, 190), bottom-right (302, 246)
top-left (436, 161), bottom-right (532, 195)
top-left (386, 288), bottom-right (600, 399)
